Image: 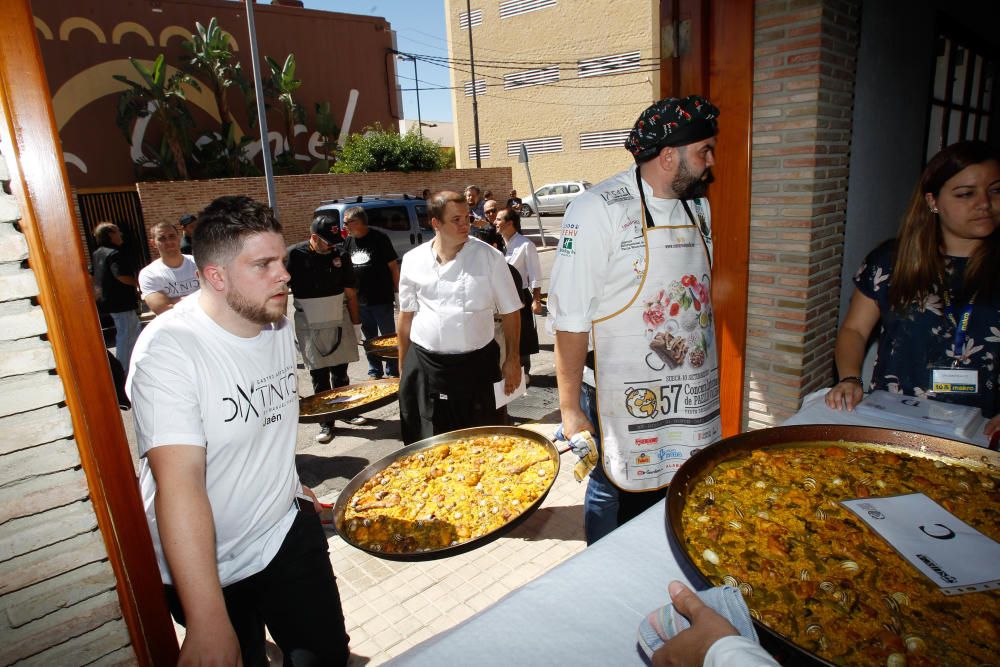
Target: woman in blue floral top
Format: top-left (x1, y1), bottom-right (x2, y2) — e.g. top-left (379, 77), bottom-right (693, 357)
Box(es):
top-left (826, 141), bottom-right (1000, 438)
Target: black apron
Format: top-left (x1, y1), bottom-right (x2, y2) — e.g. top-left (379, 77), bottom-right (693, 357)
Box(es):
top-left (518, 288), bottom-right (540, 356)
top-left (399, 341), bottom-right (503, 444)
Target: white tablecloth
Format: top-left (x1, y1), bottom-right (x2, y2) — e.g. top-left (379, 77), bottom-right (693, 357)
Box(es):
top-left (784, 389), bottom-right (990, 448)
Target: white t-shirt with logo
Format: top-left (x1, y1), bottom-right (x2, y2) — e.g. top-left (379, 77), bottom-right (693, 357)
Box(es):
top-left (138, 254), bottom-right (200, 299)
top-left (127, 296), bottom-right (300, 587)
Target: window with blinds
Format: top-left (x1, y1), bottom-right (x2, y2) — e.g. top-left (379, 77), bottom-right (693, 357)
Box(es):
top-left (468, 144), bottom-right (492, 160)
top-left (580, 129), bottom-right (630, 150)
top-left (507, 136), bottom-right (563, 156)
top-left (578, 51), bottom-right (642, 78)
top-left (499, 0), bottom-right (557, 19)
top-left (463, 80), bottom-right (486, 96)
top-left (504, 67), bottom-right (559, 90)
top-left (459, 9), bottom-right (483, 28)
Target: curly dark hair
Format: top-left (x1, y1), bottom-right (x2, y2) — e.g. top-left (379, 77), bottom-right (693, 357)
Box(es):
top-left (192, 196), bottom-right (282, 271)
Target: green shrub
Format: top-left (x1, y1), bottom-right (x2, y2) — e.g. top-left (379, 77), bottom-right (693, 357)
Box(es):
top-left (333, 124), bottom-right (444, 173)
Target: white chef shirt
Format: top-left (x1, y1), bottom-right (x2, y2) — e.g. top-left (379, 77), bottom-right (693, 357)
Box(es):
top-left (503, 232), bottom-right (542, 290)
top-left (399, 236), bottom-right (522, 354)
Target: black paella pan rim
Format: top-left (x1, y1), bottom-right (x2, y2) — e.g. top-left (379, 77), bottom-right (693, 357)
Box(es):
top-left (364, 334), bottom-right (399, 359)
top-left (333, 425), bottom-right (561, 561)
top-left (298, 378), bottom-right (400, 424)
top-left (665, 424), bottom-right (1000, 667)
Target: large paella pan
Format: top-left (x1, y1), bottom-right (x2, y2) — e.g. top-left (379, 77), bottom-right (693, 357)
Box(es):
top-left (666, 424), bottom-right (1000, 666)
top-left (333, 426), bottom-right (561, 560)
top-left (298, 378), bottom-right (399, 423)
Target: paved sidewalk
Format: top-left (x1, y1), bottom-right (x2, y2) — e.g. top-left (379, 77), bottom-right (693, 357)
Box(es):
top-left (121, 296), bottom-right (592, 664)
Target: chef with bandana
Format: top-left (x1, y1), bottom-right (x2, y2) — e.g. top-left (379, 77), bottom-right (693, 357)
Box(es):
top-left (548, 96), bottom-right (722, 544)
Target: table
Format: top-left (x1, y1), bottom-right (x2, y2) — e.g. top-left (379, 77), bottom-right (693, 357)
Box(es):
top-left (389, 390), bottom-right (992, 665)
top-left (784, 389), bottom-right (990, 448)
top-left (387, 498), bottom-right (688, 666)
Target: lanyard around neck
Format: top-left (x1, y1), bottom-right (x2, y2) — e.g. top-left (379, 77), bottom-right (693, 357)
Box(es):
top-left (942, 288), bottom-right (976, 359)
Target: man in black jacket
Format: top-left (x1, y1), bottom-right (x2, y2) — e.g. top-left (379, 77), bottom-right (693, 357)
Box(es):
top-left (92, 222), bottom-right (140, 372)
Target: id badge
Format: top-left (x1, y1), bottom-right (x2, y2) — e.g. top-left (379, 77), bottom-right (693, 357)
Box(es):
top-left (930, 367), bottom-right (979, 395)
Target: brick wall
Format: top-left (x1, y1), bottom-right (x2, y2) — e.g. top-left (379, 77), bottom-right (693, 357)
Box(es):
top-left (0, 148), bottom-right (134, 663)
top-left (136, 168), bottom-right (513, 256)
top-left (744, 0), bottom-right (861, 429)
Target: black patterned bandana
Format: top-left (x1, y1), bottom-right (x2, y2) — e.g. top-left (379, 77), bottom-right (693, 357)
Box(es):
top-left (625, 95), bottom-right (720, 161)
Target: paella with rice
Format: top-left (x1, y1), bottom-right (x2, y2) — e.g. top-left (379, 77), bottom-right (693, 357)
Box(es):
top-left (342, 434), bottom-right (556, 554)
top-left (680, 442), bottom-right (1000, 666)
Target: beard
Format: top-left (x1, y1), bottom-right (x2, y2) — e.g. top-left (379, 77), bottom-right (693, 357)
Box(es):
top-left (672, 155), bottom-right (714, 199)
top-left (226, 285), bottom-right (286, 326)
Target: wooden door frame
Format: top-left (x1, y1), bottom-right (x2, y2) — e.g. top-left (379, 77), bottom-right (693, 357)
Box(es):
top-left (0, 1), bottom-right (178, 663)
top-left (660, 0), bottom-right (753, 437)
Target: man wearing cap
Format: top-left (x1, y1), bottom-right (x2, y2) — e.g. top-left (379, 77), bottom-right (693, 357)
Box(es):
top-left (286, 215), bottom-right (362, 443)
top-left (139, 221), bottom-right (200, 315)
top-left (548, 95), bottom-right (722, 544)
top-left (178, 214), bottom-right (197, 255)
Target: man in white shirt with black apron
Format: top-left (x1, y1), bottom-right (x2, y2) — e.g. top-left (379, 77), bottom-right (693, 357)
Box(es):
top-left (397, 191), bottom-right (523, 444)
top-left (549, 96), bottom-right (722, 544)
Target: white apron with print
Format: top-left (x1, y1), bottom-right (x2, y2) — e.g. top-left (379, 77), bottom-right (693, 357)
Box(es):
top-left (592, 218), bottom-right (721, 492)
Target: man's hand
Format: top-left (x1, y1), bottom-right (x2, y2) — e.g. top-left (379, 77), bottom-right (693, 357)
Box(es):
top-left (178, 618), bottom-right (242, 666)
top-left (559, 405), bottom-right (595, 442)
top-left (824, 380), bottom-right (864, 411)
top-left (301, 484), bottom-right (322, 513)
top-left (652, 581), bottom-right (738, 667)
top-left (502, 356), bottom-right (522, 395)
top-left (531, 298), bottom-right (543, 315)
top-left (985, 414), bottom-right (1000, 439)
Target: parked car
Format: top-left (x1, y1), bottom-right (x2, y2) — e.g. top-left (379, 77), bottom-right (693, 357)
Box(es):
top-left (520, 181), bottom-right (593, 216)
top-left (313, 195), bottom-right (433, 258)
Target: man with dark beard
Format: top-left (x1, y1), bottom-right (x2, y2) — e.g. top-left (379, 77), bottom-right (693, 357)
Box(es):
top-left (548, 96), bottom-right (722, 544)
top-left (127, 196), bottom-right (351, 665)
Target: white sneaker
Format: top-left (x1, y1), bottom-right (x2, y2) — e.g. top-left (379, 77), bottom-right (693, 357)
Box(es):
top-left (314, 424), bottom-right (334, 443)
top-left (346, 416), bottom-right (369, 426)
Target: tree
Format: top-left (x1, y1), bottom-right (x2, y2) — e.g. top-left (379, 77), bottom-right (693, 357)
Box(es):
top-left (184, 18), bottom-right (244, 127)
top-left (309, 101), bottom-right (340, 174)
top-left (333, 124), bottom-right (445, 173)
top-left (184, 18), bottom-right (258, 178)
top-left (264, 54), bottom-right (305, 174)
top-left (114, 54), bottom-right (199, 180)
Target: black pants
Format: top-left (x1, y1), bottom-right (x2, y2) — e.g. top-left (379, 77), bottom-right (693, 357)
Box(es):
top-left (165, 510), bottom-right (350, 667)
top-left (310, 363), bottom-right (350, 394)
top-left (399, 341), bottom-right (504, 444)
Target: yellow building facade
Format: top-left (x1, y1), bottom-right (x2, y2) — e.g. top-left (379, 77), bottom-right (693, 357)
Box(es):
top-left (444, 0), bottom-right (661, 195)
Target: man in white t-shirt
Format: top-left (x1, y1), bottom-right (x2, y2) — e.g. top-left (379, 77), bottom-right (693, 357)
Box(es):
top-left (397, 190), bottom-right (523, 444)
top-left (127, 196), bottom-right (350, 665)
top-left (138, 221), bottom-right (199, 315)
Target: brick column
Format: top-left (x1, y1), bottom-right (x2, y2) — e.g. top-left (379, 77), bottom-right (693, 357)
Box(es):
top-left (744, 0), bottom-right (861, 429)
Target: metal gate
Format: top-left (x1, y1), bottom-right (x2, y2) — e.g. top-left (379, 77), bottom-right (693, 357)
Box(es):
top-left (77, 187), bottom-right (150, 268)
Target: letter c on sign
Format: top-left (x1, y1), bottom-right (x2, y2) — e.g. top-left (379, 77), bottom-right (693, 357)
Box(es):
top-left (919, 523), bottom-right (956, 540)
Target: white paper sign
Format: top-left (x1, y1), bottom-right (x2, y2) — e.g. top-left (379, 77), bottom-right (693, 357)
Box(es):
top-left (494, 368), bottom-right (527, 409)
top-left (841, 493), bottom-right (1000, 595)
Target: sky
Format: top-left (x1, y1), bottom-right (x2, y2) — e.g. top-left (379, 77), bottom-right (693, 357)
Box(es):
top-left (308, 1), bottom-right (455, 123)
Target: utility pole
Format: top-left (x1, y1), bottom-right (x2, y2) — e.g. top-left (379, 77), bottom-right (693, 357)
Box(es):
top-left (398, 54), bottom-right (423, 137)
top-left (244, 0), bottom-right (278, 218)
top-left (465, 0), bottom-right (482, 168)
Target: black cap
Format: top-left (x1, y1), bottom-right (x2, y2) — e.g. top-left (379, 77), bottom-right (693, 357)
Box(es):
top-left (178, 214), bottom-right (197, 227)
top-left (625, 95), bottom-right (720, 162)
top-left (311, 215), bottom-right (341, 245)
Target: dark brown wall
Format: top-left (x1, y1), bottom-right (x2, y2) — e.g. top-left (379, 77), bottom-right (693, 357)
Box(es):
top-left (31, 0), bottom-right (399, 188)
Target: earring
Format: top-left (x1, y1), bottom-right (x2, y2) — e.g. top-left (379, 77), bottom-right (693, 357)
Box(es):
top-left (929, 207), bottom-right (939, 214)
